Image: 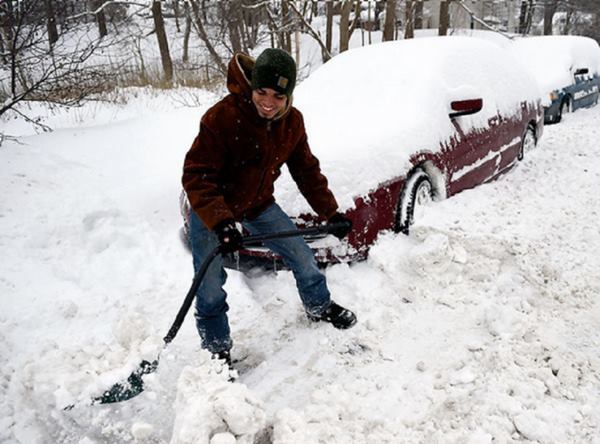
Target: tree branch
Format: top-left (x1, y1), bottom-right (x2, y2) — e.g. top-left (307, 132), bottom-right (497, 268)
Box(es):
top-left (284, 0), bottom-right (332, 61)
top-left (454, 0), bottom-right (515, 40)
top-left (68, 0), bottom-right (149, 21)
top-left (0, 133), bottom-right (27, 147)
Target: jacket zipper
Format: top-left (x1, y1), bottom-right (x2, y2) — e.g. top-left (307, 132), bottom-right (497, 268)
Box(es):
top-left (253, 120), bottom-right (272, 204)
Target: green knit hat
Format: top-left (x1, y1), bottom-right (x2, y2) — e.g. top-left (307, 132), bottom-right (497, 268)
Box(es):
top-left (251, 48), bottom-right (297, 96)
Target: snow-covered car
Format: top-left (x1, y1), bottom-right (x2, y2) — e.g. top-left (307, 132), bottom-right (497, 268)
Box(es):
top-left (510, 35), bottom-right (600, 124)
top-left (181, 37), bottom-right (543, 270)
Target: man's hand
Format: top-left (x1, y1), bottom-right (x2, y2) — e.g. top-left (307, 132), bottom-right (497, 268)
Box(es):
top-left (328, 213), bottom-right (352, 240)
top-left (214, 219), bottom-right (243, 253)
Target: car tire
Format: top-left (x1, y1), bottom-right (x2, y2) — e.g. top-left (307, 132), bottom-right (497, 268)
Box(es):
top-left (397, 169), bottom-right (434, 235)
top-left (518, 126), bottom-right (536, 161)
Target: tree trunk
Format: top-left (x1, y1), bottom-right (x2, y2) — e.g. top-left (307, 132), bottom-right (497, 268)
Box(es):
top-left (241, 0), bottom-right (260, 49)
top-left (507, 0), bottom-right (517, 32)
top-left (311, 0), bottom-right (318, 21)
top-left (439, 0), bottom-right (450, 36)
top-left (543, 0), bottom-right (558, 35)
top-left (227, 1), bottom-right (243, 53)
top-left (563, 7), bottom-right (575, 34)
top-left (526, 0), bottom-right (535, 34)
top-left (383, 0), bottom-right (396, 41)
top-left (151, 0), bottom-right (173, 83)
top-left (294, 29), bottom-right (300, 67)
top-left (367, 1), bottom-right (372, 44)
top-left (173, 0), bottom-right (181, 32)
top-left (518, 0), bottom-right (534, 35)
top-left (415, 0), bottom-right (424, 29)
top-left (183, 1), bottom-right (191, 63)
top-left (404, 0), bottom-right (415, 39)
top-left (326, 0), bottom-right (333, 53)
top-left (518, 1), bottom-right (527, 34)
top-left (89, 0), bottom-right (108, 38)
top-left (339, 0), bottom-right (352, 53)
top-left (281, 0), bottom-right (292, 52)
top-left (1, 0), bottom-right (14, 42)
top-left (45, 0), bottom-right (59, 48)
top-left (0, 30), bottom-right (5, 64)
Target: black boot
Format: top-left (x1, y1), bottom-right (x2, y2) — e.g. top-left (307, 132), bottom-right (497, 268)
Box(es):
top-left (308, 301), bottom-right (357, 329)
top-left (212, 350), bottom-right (232, 368)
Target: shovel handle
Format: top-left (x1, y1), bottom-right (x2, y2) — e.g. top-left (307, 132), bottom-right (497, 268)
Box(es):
top-left (241, 222), bottom-right (349, 246)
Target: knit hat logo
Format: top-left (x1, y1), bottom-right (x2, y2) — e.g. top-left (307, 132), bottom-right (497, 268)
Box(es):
top-left (251, 48), bottom-right (297, 97)
top-left (277, 76), bottom-right (289, 89)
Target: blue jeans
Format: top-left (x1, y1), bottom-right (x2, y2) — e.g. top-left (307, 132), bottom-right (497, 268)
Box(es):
top-left (189, 202), bottom-right (331, 353)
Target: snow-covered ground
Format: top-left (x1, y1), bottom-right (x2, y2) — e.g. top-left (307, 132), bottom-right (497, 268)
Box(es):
top-left (1, 89), bottom-right (599, 443)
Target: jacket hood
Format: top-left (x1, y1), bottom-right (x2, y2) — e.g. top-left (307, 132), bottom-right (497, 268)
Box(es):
top-left (227, 53), bottom-right (293, 120)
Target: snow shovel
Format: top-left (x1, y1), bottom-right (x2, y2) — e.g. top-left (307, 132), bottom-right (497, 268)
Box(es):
top-left (67, 222), bottom-right (349, 409)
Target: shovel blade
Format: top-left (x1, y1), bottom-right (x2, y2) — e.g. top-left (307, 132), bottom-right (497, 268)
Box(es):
top-left (93, 359), bottom-right (158, 404)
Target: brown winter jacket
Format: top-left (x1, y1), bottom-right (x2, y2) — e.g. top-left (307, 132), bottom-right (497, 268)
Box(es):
top-left (182, 53), bottom-right (339, 230)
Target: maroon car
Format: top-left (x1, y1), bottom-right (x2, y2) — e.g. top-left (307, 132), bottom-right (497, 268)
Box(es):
top-left (181, 37), bottom-right (544, 270)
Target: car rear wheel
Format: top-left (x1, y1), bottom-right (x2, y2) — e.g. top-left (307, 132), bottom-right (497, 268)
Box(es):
top-left (518, 126), bottom-right (536, 161)
top-left (397, 169), bottom-right (434, 235)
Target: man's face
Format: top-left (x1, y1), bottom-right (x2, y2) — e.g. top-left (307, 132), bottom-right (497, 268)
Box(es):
top-left (251, 88), bottom-right (287, 119)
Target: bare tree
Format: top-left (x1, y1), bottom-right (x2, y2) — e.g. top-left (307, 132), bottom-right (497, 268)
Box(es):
top-left (339, 0), bottom-right (360, 53)
top-left (45, 0), bottom-right (59, 47)
top-left (518, 0), bottom-right (535, 35)
top-left (241, 0), bottom-right (262, 50)
top-left (554, 0), bottom-right (600, 37)
top-left (222, 0), bottom-right (245, 53)
top-left (173, 0), bottom-right (181, 32)
top-left (404, 0), bottom-right (416, 39)
top-left (188, 0), bottom-right (227, 74)
top-left (414, 0), bottom-right (424, 29)
top-left (0, 0), bottom-right (111, 127)
top-left (325, 0), bottom-right (334, 53)
top-left (88, 0), bottom-right (108, 38)
top-left (383, 0), bottom-right (396, 41)
top-left (453, 1), bottom-right (515, 39)
top-left (182, 0), bottom-right (192, 62)
top-left (279, 0), bottom-right (291, 52)
top-left (285, 0), bottom-right (331, 62)
top-left (439, 0), bottom-right (451, 36)
top-left (543, 0), bottom-right (559, 35)
top-left (570, 0), bottom-right (600, 40)
top-left (151, 0), bottom-right (173, 83)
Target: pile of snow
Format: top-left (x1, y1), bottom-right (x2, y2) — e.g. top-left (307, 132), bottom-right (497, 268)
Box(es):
top-left (170, 363), bottom-right (266, 443)
top-left (509, 35), bottom-right (600, 100)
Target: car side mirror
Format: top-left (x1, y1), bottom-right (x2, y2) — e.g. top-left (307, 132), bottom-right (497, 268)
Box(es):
top-left (574, 68), bottom-right (589, 76)
top-left (449, 99), bottom-right (483, 118)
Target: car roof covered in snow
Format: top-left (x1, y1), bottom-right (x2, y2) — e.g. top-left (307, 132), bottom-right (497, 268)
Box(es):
top-left (510, 35), bottom-right (600, 94)
top-left (276, 37), bottom-right (540, 213)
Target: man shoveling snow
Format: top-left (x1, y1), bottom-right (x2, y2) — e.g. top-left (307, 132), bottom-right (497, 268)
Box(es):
top-left (181, 48), bottom-right (357, 367)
